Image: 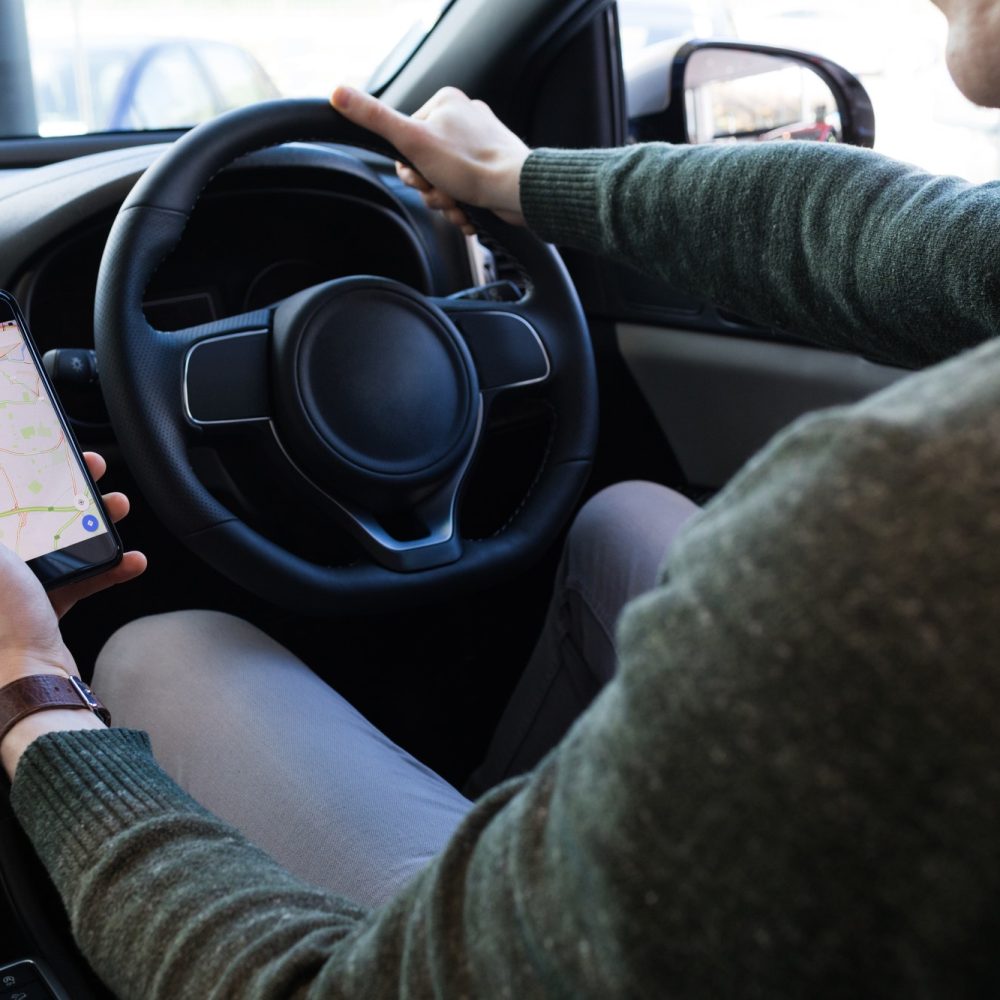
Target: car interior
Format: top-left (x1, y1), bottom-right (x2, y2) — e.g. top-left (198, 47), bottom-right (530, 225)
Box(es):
top-left (0, 0), bottom-right (913, 994)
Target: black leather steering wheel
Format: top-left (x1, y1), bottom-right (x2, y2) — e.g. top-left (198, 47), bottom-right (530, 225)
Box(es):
top-left (94, 99), bottom-right (597, 613)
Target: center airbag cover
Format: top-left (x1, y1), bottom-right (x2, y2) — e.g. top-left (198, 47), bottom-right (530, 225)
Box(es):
top-left (273, 277), bottom-right (478, 502)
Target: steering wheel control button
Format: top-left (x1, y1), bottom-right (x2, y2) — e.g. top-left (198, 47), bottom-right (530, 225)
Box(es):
top-left (273, 277), bottom-right (479, 511)
top-left (184, 330), bottom-right (271, 425)
top-left (453, 311), bottom-right (550, 389)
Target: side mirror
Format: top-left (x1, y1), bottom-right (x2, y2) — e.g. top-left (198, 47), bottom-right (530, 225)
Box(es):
top-left (626, 40), bottom-right (876, 149)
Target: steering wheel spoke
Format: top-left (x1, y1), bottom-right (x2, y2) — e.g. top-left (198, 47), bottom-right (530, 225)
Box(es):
top-left (182, 322), bottom-right (272, 428)
top-left (434, 298), bottom-right (551, 393)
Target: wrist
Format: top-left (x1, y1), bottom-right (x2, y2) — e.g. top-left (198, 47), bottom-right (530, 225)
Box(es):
top-left (489, 148), bottom-right (529, 221)
top-left (0, 671), bottom-right (109, 780)
top-left (0, 649), bottom-right (76, 689)
top-left (2, 708), bottom-right (106, 780)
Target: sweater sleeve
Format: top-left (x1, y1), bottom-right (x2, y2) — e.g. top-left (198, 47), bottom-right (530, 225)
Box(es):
top-left (521, 144), bottom-right (1000, 368)
top-left (10, 144), bottom-right (1000, 998)
top-left (13, 319), bottom-right (1000, 1000)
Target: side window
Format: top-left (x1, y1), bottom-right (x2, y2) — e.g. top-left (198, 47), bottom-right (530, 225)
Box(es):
top-left (618, 0), bottom-right (735, 66)
top-left (617, 0), bottom-right (1000, 183)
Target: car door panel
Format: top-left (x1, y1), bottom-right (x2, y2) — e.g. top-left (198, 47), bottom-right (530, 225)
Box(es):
top-left (617, 322), bottom-right (906, 489)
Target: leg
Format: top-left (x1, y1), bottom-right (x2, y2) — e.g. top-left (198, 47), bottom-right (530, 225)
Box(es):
top-left (464, 480), bottom-right (699, 796)
top-left (94, 611), bottom-right (472, 908)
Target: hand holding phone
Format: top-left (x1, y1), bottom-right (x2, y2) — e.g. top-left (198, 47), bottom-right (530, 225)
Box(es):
top-left (0, 290), bottom-right (126, 590)
top-left (46, 450), bottom-right (147, 620)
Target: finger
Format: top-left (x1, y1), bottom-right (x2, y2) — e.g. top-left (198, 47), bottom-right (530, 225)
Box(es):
top-left (422, 189), bottom-right (458, 212)
top-left (50, 550), bottom-right (148, 620)
top-left (100, 491), bottom-right (130, 525)
top-left (444, 206), bottom-right (471, 230)
top-left (410, 85), bottom-right (468, 121)
top-left (420, 86), bottom-right (469, 116)
top-left (331, 86), bottom-right (418, 151)
top-left (83, 452), bottom-right (107, 482)
top-left (396, 163), bottom-right (431, 192)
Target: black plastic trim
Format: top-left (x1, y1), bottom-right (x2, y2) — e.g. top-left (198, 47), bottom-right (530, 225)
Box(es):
top-left (0, 130), bottom-right (187, 168)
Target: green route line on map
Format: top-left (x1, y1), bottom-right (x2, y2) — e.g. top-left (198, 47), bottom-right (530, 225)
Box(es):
top-left (53, 510), bottom-right (83, 546)
top-left (0, 505), bottom-right (77, 518)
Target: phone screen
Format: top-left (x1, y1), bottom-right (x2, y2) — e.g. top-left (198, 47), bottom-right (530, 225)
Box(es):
top-left (0, 293), bottom-right (121, 586)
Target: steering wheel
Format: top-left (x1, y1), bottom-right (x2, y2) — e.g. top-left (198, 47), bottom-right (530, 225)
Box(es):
top-left (94, 99), bottom-right (597, 613)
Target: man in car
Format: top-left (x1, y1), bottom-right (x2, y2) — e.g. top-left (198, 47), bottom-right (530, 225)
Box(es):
top-left (2, 0), bottom-right (1000, 995)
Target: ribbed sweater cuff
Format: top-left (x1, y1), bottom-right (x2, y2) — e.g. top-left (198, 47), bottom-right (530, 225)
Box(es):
top-left (10, 728), bottom-right (205, 878)
top-left (521, 147), bottom-right (622, 249)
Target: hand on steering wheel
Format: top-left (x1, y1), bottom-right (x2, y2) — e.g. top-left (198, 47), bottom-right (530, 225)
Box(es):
top-left (331, 85), bottom-right (529, 233)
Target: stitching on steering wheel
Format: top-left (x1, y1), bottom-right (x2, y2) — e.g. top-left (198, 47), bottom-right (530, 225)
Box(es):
top-left (484, 400), bottom-right (558, 540)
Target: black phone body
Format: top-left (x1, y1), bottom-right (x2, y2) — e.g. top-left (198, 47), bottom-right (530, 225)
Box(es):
top-left (0, 291), bottom-right (122, 589)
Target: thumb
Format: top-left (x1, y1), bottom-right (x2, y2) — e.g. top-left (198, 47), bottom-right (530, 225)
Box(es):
top-left (331, 86), bottom-right (417, 152)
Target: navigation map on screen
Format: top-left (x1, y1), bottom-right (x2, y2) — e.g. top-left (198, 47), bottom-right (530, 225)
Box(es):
top-left (0, 318), bottom-right (106, 562)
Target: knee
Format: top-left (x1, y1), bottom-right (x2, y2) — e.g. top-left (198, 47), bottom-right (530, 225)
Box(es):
top-left (567, 481), bottom-right (668, 555)
top-left (94, 610), bottom-right (251, 690)
top-left (563, 480), bottom-right (700, 583)
top-left (570, 482), bottom-right (648, 545)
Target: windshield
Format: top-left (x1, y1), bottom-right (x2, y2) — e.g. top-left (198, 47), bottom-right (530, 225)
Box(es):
top-left (1, 0), bottom-right (450, 139)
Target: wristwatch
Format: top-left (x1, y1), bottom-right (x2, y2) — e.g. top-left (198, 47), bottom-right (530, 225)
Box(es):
top-left (0, 674), bottom-right (111, 745)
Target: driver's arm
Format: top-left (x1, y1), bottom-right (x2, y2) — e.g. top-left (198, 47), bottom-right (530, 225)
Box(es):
top-left (5, 92), bottom-right (1000, 998)
top-left (9, 333), bottom-right (1000, 995)
top-left (331, 85), bottom-right (1000, 370)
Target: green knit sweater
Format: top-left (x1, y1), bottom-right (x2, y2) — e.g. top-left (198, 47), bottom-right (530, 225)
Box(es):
top-left (12, 142), bottom-right (1000, 998)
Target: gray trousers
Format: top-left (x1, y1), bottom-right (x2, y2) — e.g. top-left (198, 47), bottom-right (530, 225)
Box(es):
top-left (94, 481), bottom-right (698, 907)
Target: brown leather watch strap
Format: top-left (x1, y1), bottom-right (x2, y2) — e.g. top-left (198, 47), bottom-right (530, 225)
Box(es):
top-left (0, 674), bottom-right (111, 745)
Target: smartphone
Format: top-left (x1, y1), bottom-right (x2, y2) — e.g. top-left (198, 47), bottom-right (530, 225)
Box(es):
top-left (0, 290), bottom-right (122, 589)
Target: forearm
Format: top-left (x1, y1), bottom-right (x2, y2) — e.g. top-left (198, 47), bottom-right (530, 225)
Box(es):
top-left (10, 726), bottom-right (593, 998)
top-left (13, 351), bottom-right (1000, 998)
top-left (12, 336), bottom-right (1000, 996)
top-left (11, 729), bottom-right (370, 999)
top-left (521, 143), bottom-right (1000, 368)
top-left (10, 724), bottom-right (589, 998)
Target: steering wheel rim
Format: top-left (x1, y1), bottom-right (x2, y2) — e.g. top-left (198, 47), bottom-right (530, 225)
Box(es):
top-left (95, 98), bottom-right (597, 613)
